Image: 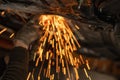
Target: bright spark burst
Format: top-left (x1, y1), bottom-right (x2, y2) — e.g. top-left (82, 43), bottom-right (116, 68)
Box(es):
top-left (27, 15), bottom-right (91, 80)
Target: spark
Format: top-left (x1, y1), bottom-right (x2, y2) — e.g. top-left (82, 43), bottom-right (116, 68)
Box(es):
top-left (88, 76), bottom-right (92, 80)
top-left (28, 15), bottom-right (91, 80)
top-left (80, 55), bottom-right (85, 64)
top-left (0, 28), bottom-right (7, 35)
top-left (83, 68), bottom-right (92, 80)
top-left (74, 67), bottom-right (79, 80)
top-left (86, 60), bottom-right (91, 70)
top-left (27, 72), bottom-right (31, 80)
top-left (9, 33), bottom-right (14, 38)
top-left (1, 11), bottom-right (5, 16)
top-left (75, 25), bottom-right (80, 30)
top-left (83, 68), bottom-right (89, 78)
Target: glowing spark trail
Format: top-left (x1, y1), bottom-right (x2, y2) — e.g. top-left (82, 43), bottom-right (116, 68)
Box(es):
top-left (28, 15), bottom-right (91, 80)
top-left (0, 28), bottom-right (7, 35)
top-left (9, 33), bottom-right (14, 38)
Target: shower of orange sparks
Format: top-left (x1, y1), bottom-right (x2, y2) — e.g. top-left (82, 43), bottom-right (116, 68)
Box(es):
top-left (27, 15), bottom-right (91, 80)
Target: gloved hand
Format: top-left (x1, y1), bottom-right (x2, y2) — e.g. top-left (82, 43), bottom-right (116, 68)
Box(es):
top-left (14, 21), bottom-right (42, 49)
